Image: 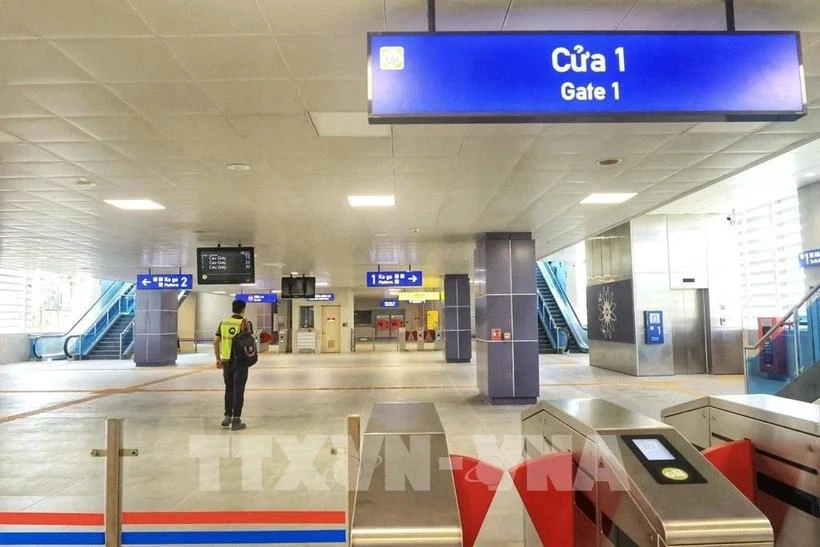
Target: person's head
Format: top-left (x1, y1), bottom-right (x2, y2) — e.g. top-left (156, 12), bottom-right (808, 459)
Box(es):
top-left (232, 299), bottom-right (247, 315)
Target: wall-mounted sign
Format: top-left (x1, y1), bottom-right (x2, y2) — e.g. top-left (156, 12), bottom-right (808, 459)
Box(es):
top-left (380, 298), bottom-right (400, 308)
top-left (799, 249), bottom-right (820, 268)
top-left (491, 328), bottom-right (503, 341)
top-left (308, 293), bottom-right (335, 302)
top-left (367, 270), bottom-right (423, 287)
top-left (398, 291), bottom-right (441, 302)
top-left (136, 274), bottom-right (192, 290)
top-left (644, 310), bottom-right (664, 345)
top-left (235, 293), bottom-right (279, 304)
top-left (586, 279), bottom-right (636, 344)
top-left (369, 32), bottom-right (805, 123)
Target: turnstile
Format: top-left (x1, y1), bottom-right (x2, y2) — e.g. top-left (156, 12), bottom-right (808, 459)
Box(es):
top-left (349, 402), bottom-right (462, 546)
top-left (522, 398), bottom-right (774, 547)
top-left (662, 394), bottom-right (819, 546)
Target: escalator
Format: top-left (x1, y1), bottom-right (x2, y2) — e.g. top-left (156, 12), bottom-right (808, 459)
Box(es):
top-left (535, 261), bottom-right (588, 353)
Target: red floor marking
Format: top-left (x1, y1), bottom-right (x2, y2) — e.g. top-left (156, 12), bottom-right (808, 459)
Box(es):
top-left (0, 512), bottom-right (103, 526)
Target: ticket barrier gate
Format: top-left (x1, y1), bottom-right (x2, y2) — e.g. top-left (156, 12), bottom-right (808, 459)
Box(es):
top-left (521, 399), bottom-right (774, 546)
top-left (662, 394), bottom-right (819, 547)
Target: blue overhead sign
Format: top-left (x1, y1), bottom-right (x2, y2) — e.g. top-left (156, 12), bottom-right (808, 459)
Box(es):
top-left (369, 32), bottom-right (806, 123)
top-left (367, 270), bottom-right (423, 287)
top-left (236, 293), bottom-right (279, 304)
top-left (136, 274), bottom-right (192, 290)
top-left (380, 299), bottom-right (400, 308)
top-left (799, 249), bottom-right (820, 268)
top-left (309, 293), bottom-right (335, 302)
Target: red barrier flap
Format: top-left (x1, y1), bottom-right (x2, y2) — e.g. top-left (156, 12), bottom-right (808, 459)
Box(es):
top-left (510, 453), bottom-right (574, 547)
top-left (702, 439), bottom-right (757, 503)
top-left (449, 455), bottom-right (504, 547)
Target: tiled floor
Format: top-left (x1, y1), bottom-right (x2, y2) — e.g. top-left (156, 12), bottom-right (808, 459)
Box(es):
top-left (0, 350), bottom-right (744, 545)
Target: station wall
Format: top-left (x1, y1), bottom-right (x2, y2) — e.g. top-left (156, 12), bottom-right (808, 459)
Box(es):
top-left (0, 333), bottom-right (30, 365)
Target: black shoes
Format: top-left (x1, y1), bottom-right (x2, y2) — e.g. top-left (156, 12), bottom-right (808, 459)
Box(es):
top-left (231, 417), bottom-right (247, 431)
top-left (221, 416), bottom-right (232, 427)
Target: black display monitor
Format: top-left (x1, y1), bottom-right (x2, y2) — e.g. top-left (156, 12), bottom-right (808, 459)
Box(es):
top-left (281, 277), bottom-right (316, 299)
top-left (197, 247), bottom-right (255, 285)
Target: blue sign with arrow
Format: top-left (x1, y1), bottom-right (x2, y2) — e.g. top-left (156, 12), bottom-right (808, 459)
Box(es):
top-left (136, 274), bottom-right (193, 290)
top-left (236, 293), bottom-right (279, 304)
top-left (367, 270), bottom-right (423, 288)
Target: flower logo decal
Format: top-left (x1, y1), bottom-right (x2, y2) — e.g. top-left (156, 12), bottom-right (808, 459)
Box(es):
top-left (597, 285), bottom-right (617, 340)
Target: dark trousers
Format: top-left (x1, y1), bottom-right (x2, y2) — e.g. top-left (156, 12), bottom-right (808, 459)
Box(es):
top-left (223, 365), bottom-right (249, 418)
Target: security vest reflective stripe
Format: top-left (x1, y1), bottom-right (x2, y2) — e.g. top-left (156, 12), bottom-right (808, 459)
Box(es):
top-left (219, 316), bottom-right (245, 360)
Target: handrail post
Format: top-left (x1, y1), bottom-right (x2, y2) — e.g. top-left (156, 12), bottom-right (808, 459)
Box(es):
top-left (347, 414), bottom-right (361, 544)
top-left (104, 418), bottom-right (123, 547)
top-left (792, 309), bottom-right (800, 377)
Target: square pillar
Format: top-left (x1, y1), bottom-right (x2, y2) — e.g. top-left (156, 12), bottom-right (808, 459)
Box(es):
top-left (475, 233), bottom-right (539, 405)
top-left (443, 274), bottom-right (471, 363)
top-left (134, 290), bottom-right (178, 367)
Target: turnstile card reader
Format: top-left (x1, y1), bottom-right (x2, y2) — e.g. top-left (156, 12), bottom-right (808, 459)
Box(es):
top-left (522, 398), bottom-right (774, 546)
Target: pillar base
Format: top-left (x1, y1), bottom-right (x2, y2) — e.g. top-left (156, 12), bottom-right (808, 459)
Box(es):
top-left (136, 362), bottom-right (177, 367)
top-left (487, 396), bottom-right (537, 406)
top-left (446, 358), bottom-right (471, 364)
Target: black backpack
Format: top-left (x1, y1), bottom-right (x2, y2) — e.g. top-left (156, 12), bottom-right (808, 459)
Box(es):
top-left (230, 321), bottom-right (258, 367)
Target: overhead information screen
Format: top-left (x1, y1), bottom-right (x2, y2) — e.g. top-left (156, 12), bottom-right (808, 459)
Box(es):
top-left (368, 31), bottom-right (806, 123)
top-left (197, 247), bottom-right (255, 285)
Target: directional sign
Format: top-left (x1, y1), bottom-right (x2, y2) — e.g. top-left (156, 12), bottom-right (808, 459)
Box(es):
top-left (235, 293), bottom-right (279, 304)
top-left (309, 293), bottom-right (335, 302)
top-left (367, 270), bottom-right (423, 288)
top-left (398, 291), bottom-right (441, 302)
top-left (799, 249), bottom-right (820, 268)
top-left (369, 32), bottom-right (806, 123)
top-left (136, 274), bottom-right (193, 290)
top-left (380, 299), bottom-right (400, 308)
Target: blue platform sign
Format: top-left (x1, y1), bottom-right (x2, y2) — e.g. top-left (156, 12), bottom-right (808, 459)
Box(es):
top-left (799, 249), bottom-right (820, 268)
top-left (236, 293), bottom-right (279, 304)
top-left (369, 32), bottom-right (806, 123)
top-left (309, 293), bottom-right (335, 302)
top-left (367, 270), bottom-right (423, 287)
top-left (644, 310), bottom-right (664, 345)
top-left (380, 298), bottom-right (400, 308)
top-left (136, 274), bottom-right (192, 290)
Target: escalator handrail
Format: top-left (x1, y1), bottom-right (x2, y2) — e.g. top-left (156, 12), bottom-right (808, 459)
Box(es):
top-left (745, 284), bottom-right (820, 351)
top-left (63, 334), bottom-right (81, 359)
top-left (70, 285), bottom-right (136, 359)
top-left (536, 261), bottom-right (589, 351)
top-left (31, 281), bottom-right (125, 359)
top-left (545, 261), bottom-right (587, 332)
top-left (537, 291), bottom-right (559, 350)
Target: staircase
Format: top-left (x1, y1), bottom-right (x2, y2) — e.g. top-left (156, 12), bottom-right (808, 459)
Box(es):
top-left (536, 270), bottom-right (581, 353)
top-left (537, 322), bottom-right (555, 353)
top-left (85, 315), bottom-right (134, 360)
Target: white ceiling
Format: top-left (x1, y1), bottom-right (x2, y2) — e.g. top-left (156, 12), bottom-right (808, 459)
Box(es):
top-left (0, 0), bottom-right (819, 290)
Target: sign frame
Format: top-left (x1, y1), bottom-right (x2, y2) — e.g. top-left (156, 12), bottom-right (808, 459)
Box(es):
top-left (799, 249), bottom-right (820, 268)
top-left (366, 270), bottom-right (423, 288)
top-left (136, 274), bottom-right (193, 291)
top-left (235, 293), bottom-right (279, 304)
top-left (308, 293), bottom-right (335, 302)
top-left (368, 30), bottom-right (807, 124)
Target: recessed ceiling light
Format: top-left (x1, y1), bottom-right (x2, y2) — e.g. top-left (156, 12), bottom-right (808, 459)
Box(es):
top-left (374, 232), bottom-right (389, 237)
top-left (410, 227), bottom-right (421, 233)
top-left (803, 172), bottom-right (817, 178)
top-left (581, 193), bottom-right (637, 204)
top-left (263, 262), bottom-right (286, 267)
top-left (104, 199), bottom-right (165, 210)
top-left (214, 291), bottom-right (226, 294)
top-left (290, 271), bottom-right (300, 275)
top-left (239, 283), bottom-right (256, 287)
top-left (597, 158), bottom-right (624, 167)
top-left (316, 282), bottom-right (330, 287)
top-left (272, 289), bottom-right (282, 293)
top-left (347, 195), bottom-right (396, 208)
top-left (226, 163), bottom-right (251, 172)
top-left (75, 178), bottom-right (96, 188)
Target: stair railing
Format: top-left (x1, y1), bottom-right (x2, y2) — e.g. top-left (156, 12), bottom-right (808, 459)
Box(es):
top-left (119, 319), bottom-right (135, 359)
top-left (536, 261), bottom-right (588, 352)
top-left (67, 284), bottom-right (136, 360)
top-left (537, 291), bottom-right (560, 352)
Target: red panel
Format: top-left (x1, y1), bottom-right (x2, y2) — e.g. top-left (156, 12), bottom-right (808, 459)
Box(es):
top-left (0, 512), bottom-right (103, 526)
top-left (510, 453), bottom-right (574, 547)
top-left (449, 455), bottom-right (504, 547)
top-left (703, 439), bottom-right (757, 503)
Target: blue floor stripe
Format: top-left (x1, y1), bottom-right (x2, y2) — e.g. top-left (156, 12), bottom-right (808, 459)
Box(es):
top-left (122, 529), bottom-right (347, 544)
top-left (0, 532), bottom-right (104, 545)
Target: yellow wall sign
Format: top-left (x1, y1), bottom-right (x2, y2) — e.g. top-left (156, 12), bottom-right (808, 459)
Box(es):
top-left (426, 310), bottom-right (440, 330)
top-left (398, 291), bottom-right (441, 302)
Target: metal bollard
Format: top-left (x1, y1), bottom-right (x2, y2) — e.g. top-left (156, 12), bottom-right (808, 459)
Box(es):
top-left (91, 418), bottom-right (138, 547)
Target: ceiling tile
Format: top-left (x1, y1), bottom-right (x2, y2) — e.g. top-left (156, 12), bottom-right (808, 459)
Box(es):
top-left (149, 115), bottom-right (241, 141)
top-left (760, 108), bottom-right (820, 134)
top-left (505, 0), bottom-right (634, 30)
top-left (75, 161), bottom-right (154, 177)
top-left (297, 79), bottom-right (367, 112)
top-left (0, 164), bottom-right (35, 178)
top-left (320, 137), bottom-right (392, 158)
top-left (662, 168), bottom-right (733, 184)
top-left (130, 0), bottom-right (269, 35)
top-left (693, 153), bottom-right (768, 170)
top-left (516, 153), bottom-right (580, 171)
top-left (111, 82), bottom-right (218, 114)
top-left (618, 0), bottom-right (726, 30)
top-left (19, 84), bottom-right (134, 116)
top-left (260, 0), bottom-right (385, 33)
top-left (0, 130), bottom-right (19, 143)
top-left (14, 162), bottom-right (91, 177)
top-left (39, 142), bottom-right (124, 162)
top-left (0, 88), bottom-right (50, 118)
top-left (637, 153), bottom-right (709, 170)
top-left (52, 38), bottom-right (189, 82)
top-left (436, 0), bottom-right (510, 31)
top-left (614, 168), bottom-right (678, 184)
top-left (67, 116), bottom-right (166, 141)
top-left (657, 132), bottom-right (745, 154)
top-left (0, 143), bottom-right (62, 162)
top-left (231, 114), bottom-right (316, 140)
top-left (202, 81), bottom-right (303, 114)
top-left (459, 136), bottom-right (534, 157)
top-left (393, 137), bottom-right (464, 157)
top-left (3, 0), bottom-right (152, 37)
top-left (166, 36), bottom-right (289, 81)
top-left (0, 40), bottom-right (93, 84)
top-left (177, 140), bottom-right (265, 163)
top-left (394, 157), bottom-right (458, 174)
top-left (0, 117), bottom-right (93, 142)
top-left (721, 133), bottom-right (811, 154)
top-left (106, 140), bottom-right (190, 160)
top-left (688, 121), bottom-right (771, 133)
top-left (277, 35), bottom-right (365, 79)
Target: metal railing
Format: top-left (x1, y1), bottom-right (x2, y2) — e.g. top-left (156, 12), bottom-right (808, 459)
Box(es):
top-left (536, 261), bottom-right (588, 352)
top-left (118, 319), bottom-right (135, 360)
top-left (68, 286), bottom-right (136, 360)
top-left (537, 291), bottom-right (562, 353)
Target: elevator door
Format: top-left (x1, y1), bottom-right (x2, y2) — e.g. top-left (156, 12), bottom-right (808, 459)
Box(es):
top-left (672, 289), bottom-right (707, 374)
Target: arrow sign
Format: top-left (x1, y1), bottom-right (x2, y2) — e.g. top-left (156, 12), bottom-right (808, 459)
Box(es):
top-left (366, 270), bottom-right (423, 288)
top-left (136, 274), bottom-right (193, 291)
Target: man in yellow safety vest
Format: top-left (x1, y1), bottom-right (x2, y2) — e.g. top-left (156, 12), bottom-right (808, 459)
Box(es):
top-left (213, 299), bottom-right (252, 430)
